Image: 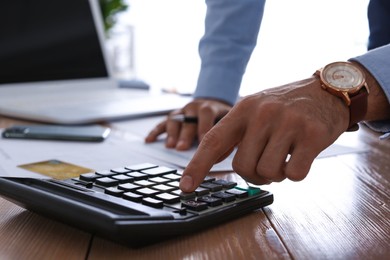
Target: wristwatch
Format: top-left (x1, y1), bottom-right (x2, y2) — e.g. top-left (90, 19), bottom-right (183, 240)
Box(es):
top-left (315, 61), bottom-right (369, 131)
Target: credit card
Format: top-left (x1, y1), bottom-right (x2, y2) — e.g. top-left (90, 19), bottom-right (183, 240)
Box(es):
top-left (18, 159), bottom-right (92, 179)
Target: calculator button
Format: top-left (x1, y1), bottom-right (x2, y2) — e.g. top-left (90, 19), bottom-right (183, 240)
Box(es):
top-left (141, 166), bottom-right (177, 177)
top-left (155, 193), bottom-right (180, 204)
top-left (111, 174), bottom-right (134, 183)
top-left (125, 163), bottom-right (158, 171)
top-left (79, 173), bottom-right (100, 182)
top-left (142, 197), bottom-right (164, 208)
top-left (122, 192), bottom-right (143, 202)
top-left (200, 182), bottom-right (223, 192)
top-left (110, 167), bottom-right (132, 174)
top-left (105, 187), bottom-right (124, 197)
top-left (182, 200), bottom-right (208, 212)
top-left (135, 187), bottom-right (160, 196)
top-left (202, 176), bottom-right (216, 182)
top-left (95, 177), bottom-right (119, 187)
top-left (225, 188), bottom-right (248, 198)
top-left (194, 187), bottom-right (209, 196)
top-left (95, 170), bottom-right (116, 177)
top-left (118, 183), bottom-right (140, 192)
top-left (166, 181), bottom-right (180, 188)
top-left (212, 179), bottom-right (237, 189)
top-left (212, 191), bottom-right (236, 202)
top-left (173, 208), bottom-right (187, 216)
top-left (152, 184), bottom-right (176, 193)
top-left (163, 173), bottom-right (181, 181)
top-left (246, 187), bottom-right (263, 196)
top-left (171, 190), bottom-right (196, 200)
top-left (134, 180), bottom-right (155, 187)
top-left (127, 172), bottom-right (148, 180)
top-left (234, 186), bottom-right (262, 196)
top-left (149, 176), bottom-right (170, 184)
top-left (197, 195), bottom-right (223, 207)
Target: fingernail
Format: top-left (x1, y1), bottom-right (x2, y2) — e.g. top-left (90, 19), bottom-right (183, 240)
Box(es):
top-left (176, 140), bottom-right (187, 150)
top-left (144, 135), bottom-right (152, 143)
top-left (180, 175), bottom-right (194, 192)
top-left (166, 137), bottom-right (175, 148)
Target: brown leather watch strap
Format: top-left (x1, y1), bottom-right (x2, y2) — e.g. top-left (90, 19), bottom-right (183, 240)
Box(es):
top-left (348, 87), bottom-right (368, 130)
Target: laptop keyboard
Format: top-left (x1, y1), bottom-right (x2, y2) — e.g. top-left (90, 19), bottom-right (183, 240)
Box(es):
top-left (67, 162), bottom-right (266, 216)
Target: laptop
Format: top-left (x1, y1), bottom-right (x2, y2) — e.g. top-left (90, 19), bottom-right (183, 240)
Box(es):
top-left (0, 0), bottom-right (190, 124)
top-left (0, 161), bottom-right (273, 247)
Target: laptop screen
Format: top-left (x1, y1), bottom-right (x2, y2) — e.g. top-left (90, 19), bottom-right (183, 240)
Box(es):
top-left (0, 0), bottom-right (108, 85)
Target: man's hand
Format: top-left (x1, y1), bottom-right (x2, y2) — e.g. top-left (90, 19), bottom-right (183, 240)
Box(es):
top-left (180, 77), bottom-right (350, 192)
top-left (145, 99), bottom-right (232, 150)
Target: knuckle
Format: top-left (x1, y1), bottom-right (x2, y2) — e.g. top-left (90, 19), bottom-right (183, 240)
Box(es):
top-left (232, 158), bottom-right (250, 176)
top-left (285, 170), bottom-right (307, 182)
top-left (200, 129), bottom-right (222, 150)
top-left (256, 164), bottom-right (276, 180)
top-left (199, 103), bottom-right (214, 114)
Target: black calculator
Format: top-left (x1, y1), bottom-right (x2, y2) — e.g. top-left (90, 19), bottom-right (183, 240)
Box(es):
top-left (0, 162), bottom-right (273, 247)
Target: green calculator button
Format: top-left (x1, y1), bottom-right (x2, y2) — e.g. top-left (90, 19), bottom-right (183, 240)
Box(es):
top-left (234, 186), bottom-right (262, 196)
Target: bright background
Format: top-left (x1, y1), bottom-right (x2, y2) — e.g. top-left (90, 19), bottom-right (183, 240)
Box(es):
top-left (113, 0), bottom-right (370, 96)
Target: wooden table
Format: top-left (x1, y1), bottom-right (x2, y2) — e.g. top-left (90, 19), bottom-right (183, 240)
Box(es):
top-left (0, 116), bottom-right (389, 259)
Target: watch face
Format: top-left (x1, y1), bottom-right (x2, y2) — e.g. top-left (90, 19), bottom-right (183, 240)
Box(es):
top-left (322, 62), bottom-right (365, 90)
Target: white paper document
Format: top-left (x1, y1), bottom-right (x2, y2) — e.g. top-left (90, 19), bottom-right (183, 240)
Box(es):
top-left (0, 132), bottom-right (160, 178)
top-left (0, 120), bottom-right (367, 178)
top-left (111, 116), bottom-right (368, 171)
top-left (132, 140), bottom-right (366, 172)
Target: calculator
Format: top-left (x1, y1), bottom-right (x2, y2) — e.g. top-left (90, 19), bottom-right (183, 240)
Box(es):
top-left (0, 162), bottom-right (273, 247)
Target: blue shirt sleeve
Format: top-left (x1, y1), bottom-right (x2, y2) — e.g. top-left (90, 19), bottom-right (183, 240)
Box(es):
top-left (193, 0), bottom-right (266, 105)
top-left (349, 44), bottom-right (390, 137)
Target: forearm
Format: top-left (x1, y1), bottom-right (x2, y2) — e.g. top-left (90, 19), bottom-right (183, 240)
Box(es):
top-left (194, 0), bottom-right (266, 105)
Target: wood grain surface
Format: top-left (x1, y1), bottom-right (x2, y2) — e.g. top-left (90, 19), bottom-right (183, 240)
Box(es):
top-left (1, 115), bottom-right (389, 260)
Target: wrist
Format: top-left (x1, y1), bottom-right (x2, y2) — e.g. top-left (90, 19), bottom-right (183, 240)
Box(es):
top-left (310, 76), bottom-right (350, 131)
top-left (315, 61), bottom-right (369, 131)
top-left (349, 61), bottom-right (390, 122)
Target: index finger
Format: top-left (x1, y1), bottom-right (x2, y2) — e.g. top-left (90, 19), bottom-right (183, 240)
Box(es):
top-left (179, 118), bottom-right (243, 192)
